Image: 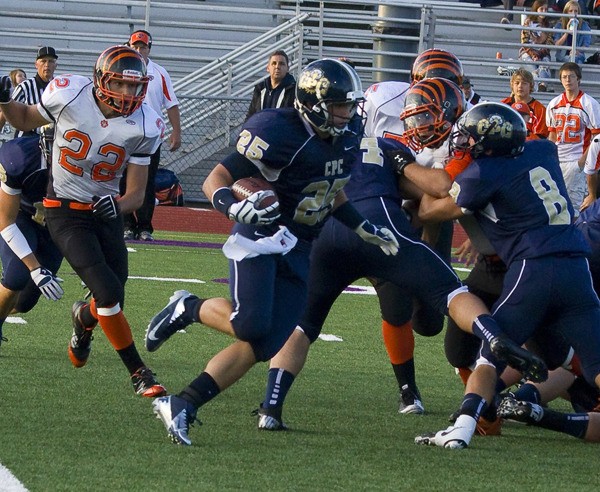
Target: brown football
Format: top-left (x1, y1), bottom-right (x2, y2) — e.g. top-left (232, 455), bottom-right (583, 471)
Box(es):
top-left (231, 177), bottom-right (278, 209)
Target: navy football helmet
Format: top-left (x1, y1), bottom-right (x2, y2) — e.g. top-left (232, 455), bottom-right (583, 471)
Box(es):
top-left (94, 45), bottom-right (149, 116)
top-left (450, 102), bottom-right (527, 159)
top-left (400, 78), bottom-right (466, 152)
top-left (410, 49), bottom-right (464, 86)
top-left (295, 59), bottom-right (364, 136)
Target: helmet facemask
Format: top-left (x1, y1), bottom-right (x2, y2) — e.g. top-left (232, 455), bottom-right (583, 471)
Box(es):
top-left (96, 71), bottom-right (148, 116)
top-left (401, 103), bottom-right (452, 151)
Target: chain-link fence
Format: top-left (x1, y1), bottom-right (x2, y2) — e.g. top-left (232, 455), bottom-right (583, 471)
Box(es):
top-left (156, 94), bottom-right (251, 204)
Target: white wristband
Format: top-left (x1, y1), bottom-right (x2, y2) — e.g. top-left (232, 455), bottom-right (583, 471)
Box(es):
top-left (1, 223), bottom-right (33, 259)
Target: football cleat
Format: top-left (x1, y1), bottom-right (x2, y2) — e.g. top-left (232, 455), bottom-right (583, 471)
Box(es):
top-left (145, 290), bottom-right (198, 352)
top-left (123, 229), bottom-right (136, 240)
top-left (131, 367), bottom-right (167, 398)
top-left (256, 405), bottom-right (288, 431)
top-left (138, 231), bottom-right (154, 241)
top-left (489, 335), bottom-right (548, 383)
top-left (414, 414), bottom-right (476, 449)
top-left (398, 385), bottom-right (425, 415)
top-left (153, 395), bottom-right (199, 446)
top-left (68, 301), bottom-right (97, 368)
top-left (497, 396), bottom-right (544, 424)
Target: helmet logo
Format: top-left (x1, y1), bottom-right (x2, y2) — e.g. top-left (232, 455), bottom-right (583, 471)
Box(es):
top-left (477, 114), bottom-right (513, 138)
top-left (122, 69), bottom-right (143, 78)
top-left (298, 68), bottom-right (330, 101)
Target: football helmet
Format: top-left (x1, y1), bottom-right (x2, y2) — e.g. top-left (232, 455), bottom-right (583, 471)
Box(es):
top-left (400, 78), bottom-right (466, 151)
top-left (410, 49), bottom-right (464, 86)
top-left (94, 46), bottom-right (149, 116)
top-left (449, 102), bottom-right (527, 159)
top-left (295, 58), bottom-right (364, 136)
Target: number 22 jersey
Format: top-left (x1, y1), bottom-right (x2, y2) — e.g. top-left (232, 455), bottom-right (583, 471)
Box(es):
top-left (37, 74), bottom-right (164, 203)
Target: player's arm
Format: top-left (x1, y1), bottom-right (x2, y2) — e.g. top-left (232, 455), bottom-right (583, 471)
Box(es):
top-left (418, 193), bottom-right (465, 223)
top-left (0, 77), bottom-right (48, 131)
top-left (548, 131), bottom-right (557, 143)
top-left (386, 149), bottom-right (452, 198)
top-left (0, 186), bottom-right (63, 300)
top-left (166, 105), bottom-right (181, 151)
top-left (118, 163), bottom-right (148, 215)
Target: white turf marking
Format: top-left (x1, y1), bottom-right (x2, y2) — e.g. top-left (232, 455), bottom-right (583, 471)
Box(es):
top-left (128, 276), bottom-right (206, 284)
top-left (0, 463), bottom-right (28, 491)
top-left (5, 317), bottom-right (27, 325)
top-left (318, 333), bottom-right (344, 342)
top-left (343, 285), bottom-right (376, 295)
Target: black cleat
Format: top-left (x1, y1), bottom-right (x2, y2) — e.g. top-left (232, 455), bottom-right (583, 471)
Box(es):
top-left (490, 335), bottom-right (548, 383)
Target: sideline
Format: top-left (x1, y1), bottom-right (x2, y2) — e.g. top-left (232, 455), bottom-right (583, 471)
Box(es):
top-left (0, 463), bottom-right (28, 492)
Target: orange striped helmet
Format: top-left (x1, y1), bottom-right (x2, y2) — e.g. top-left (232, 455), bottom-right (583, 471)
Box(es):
top-left (94, 46), bottom-right (149, 116)
top-left (400, 78), bottom-right (466, 151)
top-left (410, 49), bottom-right (464, 86)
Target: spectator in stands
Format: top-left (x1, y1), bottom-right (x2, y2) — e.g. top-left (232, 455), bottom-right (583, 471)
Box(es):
top-left (0, 47), bottom-right (57, 137)
top-left (460, 77), bottom-right (482, 104)
top-left (501, 0), bottom-right (534, 25)
top-left (554, 0), bottom-right (592, 64)
top-left (512, 101), bottom-right (540, 138)
top-left (9, 69), bottom-right (26, 89)
top-left (519, 0), bottom-right (554, 91)
top-left (546, 62), bottom-right (600, 214)
top-left (121, 30), bottom-right (181, 242)
top-left (245, 50), bottom-right (295, 121)
top-left (501, 68), bottom-right (549, 138)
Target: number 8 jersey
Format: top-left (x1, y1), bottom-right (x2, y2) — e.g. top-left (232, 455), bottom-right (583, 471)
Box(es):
top-left (450, 139), bottom-right (590, 265)
top-left (37, 74), bottom-right (164, 202)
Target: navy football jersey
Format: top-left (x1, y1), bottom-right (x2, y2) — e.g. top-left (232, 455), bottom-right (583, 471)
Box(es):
top-left (0, 135), bottom-right (48, 223)
top-left (451, 139), bottom-right (590, 265)
top-left (222, 108), bottom-right (360, 240)
top-left (344, 137), bottom-right (407, 204)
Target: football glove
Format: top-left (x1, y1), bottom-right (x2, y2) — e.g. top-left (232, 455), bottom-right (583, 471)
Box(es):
top-left (386, 149), bottom-right (415, 176)
top-left (30, 267), bottom-right (64, 301)
top-left (0, 75), bottom-right (12, 104)
top-left (227, 191), bottom-right (280, 225)
top-left (355, 220), bottom-right (399, 256)
top-left (92, 195), bottom-right (120, 221)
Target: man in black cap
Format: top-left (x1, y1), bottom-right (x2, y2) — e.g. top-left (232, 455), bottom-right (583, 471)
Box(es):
top-left (0, 46), bottom-right (58, 137)
top-left (460, 77), bottom-right (482, 106)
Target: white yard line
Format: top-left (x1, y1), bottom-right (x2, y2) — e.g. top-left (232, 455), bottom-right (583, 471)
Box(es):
top-left (0, 463), bottom-right (28, 492)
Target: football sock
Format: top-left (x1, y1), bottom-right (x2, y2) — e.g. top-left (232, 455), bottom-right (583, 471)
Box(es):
top-left (96, 305), bottom-right (134, 350)
top-left (535, 408), bottom-right (589, 439)
top-left (184, 296), bottom-right (204, 323)
top-left (392, 360), bottom-right (419, 396)
top-left (458, 393), bottom-right (486, 421)
top-left (117, 344), bottom-right (146, 375)
top-left (382, 320), bottom-right (414, 364)
top-left (471, 314), bottom-right (502, 343)
top-left (263, 368), bottom-right (295, 408)
top-left (514, 383), bottom-right (542, 405)
top-left (382, 321), bottom-right (419, 393)
top-left (179, 371), bottom-right (221, 409)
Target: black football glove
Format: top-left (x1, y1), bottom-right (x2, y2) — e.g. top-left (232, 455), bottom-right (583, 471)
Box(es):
top-left (386, 149), bottom-right (415, 176)
top-left (92, 195), bottom-right (120, 221)
top-left (0, 75), bottom-right (12, 104)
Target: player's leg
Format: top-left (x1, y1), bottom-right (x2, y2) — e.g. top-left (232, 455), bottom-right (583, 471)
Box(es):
top-left (135, 146), bottom-right (160, 240)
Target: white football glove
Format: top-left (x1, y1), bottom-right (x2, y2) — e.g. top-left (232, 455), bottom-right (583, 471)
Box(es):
top-left (30, 267), bottom-right (64, 301)
top-left (355, 220), bottom-right (399, 256)
top-left (227, 191), bottom-right (280, 225)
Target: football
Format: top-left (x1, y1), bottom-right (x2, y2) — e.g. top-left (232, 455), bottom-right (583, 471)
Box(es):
top-left (231, 177), bottom-right (278, 209)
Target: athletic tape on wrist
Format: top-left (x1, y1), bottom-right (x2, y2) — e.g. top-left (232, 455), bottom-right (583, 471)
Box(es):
top-left (1, 223), bottom-right (33, 259)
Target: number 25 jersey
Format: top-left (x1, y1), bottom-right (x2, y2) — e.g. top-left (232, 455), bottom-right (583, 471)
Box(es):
top-left (37, 74), bottom-right (164, 202)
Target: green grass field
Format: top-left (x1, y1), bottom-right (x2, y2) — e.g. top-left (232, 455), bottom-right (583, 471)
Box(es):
top-left (0, 231), bottom-right (594, 491)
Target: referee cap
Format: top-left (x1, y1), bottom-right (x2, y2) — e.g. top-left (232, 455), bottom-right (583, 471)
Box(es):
top-left (37, 47), bottom-right (58, 60)
top-left (129, 30), bottom-right (152, 48)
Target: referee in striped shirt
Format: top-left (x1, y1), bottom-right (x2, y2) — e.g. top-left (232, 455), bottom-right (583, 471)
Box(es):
top-left (0, 46), bottom-right (58, 137)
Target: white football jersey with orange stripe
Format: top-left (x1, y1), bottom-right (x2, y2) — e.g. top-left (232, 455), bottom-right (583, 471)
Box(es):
top-left (584, 136), bottom-right (600, 175)
top-left (362, 81), bottom-right (410, 141)
top-left (546, 91), bottom-right (600, 162)
top-left (37, 74), bottom-right (164, 202)
top-left (145, 58), bottom-right (178, 113)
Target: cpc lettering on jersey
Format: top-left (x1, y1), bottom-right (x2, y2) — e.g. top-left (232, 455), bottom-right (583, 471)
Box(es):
top-left (325, 158), bottom-right (344, 176)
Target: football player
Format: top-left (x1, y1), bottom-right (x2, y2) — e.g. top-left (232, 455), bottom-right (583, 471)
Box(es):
top-left (250, 79), bottom-right (546, 432)
top-left (146, 59), bottom-right (399, 446)
top-left (0, 131), bottom-right (63, 349)
top-left (0, 46), bottom-right (167, 397)
top-left (359, 49), bottom-right (466, 413)
top-left (415, 103), bottom-right (600, 449)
